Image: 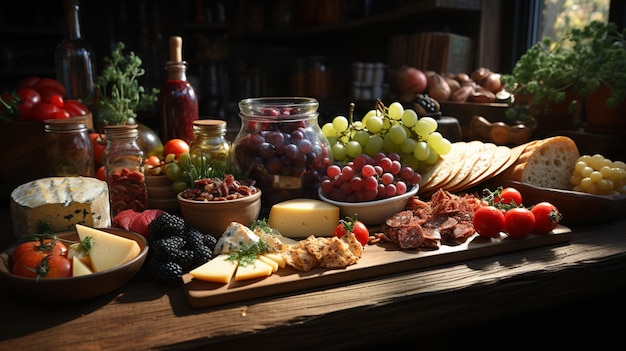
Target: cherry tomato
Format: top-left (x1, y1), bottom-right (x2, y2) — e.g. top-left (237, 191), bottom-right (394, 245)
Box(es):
top-left (33, 78), bottom-right (66, 102)
top-left (54, 109), bottom-right (71, 119)
top-left (17, 76), bottom-right (41, 90)
top-left (163, 139), bottom-right (190, 159)
top-left (504, 208), bottom-right (535, 239)
top-left (89, 133), bottom-right (107, 168)
top-left (11, 239), bottom-right (68, 263)
top-left (49, 94), bottom-right (64, 108)
top-left (495, 187), bottom-right (523, 206)
top-left (334, 216), bottom-right (369, 247)
top-left (96, 166), bottom-right (106, 181)
top-left (12, 254), bottom-right (72, 279)
top-left (145, 155), bottom-right (162, 168)
top-left (531, 202), bottom-right (562, 234)
top-left (30, 102), bottom-right (62, 122)
top-left (63, 99), bottom-right (89, 116)
top-left (473, 205), bottom-right (505, 238)
top-left (15, 88), bottom-right (42, 120)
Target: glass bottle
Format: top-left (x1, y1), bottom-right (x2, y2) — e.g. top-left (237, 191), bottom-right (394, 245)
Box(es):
top-left (189, 119), bottom-right (231, 166)
top-left (103, 124), bottom-right (149, 217)
top-left (158, 36), bottom-right (199, 144)
top-left (54, 0), bottom-right (97, 111)
top-left (231, 97), bottom-right (333, 213)
top-left (44, 118), bottom-right (94, 177)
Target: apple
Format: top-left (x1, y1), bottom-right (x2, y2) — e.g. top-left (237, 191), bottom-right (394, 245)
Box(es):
top-left (391, 66), bottom-right (428, 102)
top-left (89, 133), bottom-right (107, 168)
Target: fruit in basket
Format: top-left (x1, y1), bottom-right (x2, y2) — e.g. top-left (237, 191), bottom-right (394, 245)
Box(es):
top-left (390, 66), bottom-right (428, 102)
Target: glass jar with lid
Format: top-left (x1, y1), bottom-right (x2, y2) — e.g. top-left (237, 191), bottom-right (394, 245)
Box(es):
top-left (189, 119), bottom-right (231, 166)
top-left (103, 124), bottom-right (149, 217)
top-left (231, 97), bottom-right (333, 213)
top-left (44, 117), bottom-right (94, 177)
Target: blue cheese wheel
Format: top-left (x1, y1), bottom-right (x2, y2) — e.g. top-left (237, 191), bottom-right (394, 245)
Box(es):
top-left (10, 177), bottom-right (111, 237)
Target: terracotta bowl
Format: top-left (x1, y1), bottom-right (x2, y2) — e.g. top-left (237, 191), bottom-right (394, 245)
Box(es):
top-left (0, 228), bottom-right (148, 303)
top-left (318, 185), bottom-right (419, 225)
top-left (177, 190), bottom-right (262, 238)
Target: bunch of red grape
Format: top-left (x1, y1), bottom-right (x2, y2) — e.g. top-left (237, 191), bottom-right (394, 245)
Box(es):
top-left (320, 152), bottom-right (421, 202)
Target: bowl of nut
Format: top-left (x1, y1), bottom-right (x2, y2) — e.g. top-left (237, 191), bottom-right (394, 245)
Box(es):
top-left (177, 174), bottom-right (261, 238)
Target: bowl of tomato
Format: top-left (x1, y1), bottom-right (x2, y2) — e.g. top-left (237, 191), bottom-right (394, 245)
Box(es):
top-left (0, 228), bottom-right (148, 303)
top-left (318, 185), bottom-right (419, 226)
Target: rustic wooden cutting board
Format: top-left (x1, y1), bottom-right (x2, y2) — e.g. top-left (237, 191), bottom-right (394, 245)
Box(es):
top-left (182, 226), bottom-right (571, 308)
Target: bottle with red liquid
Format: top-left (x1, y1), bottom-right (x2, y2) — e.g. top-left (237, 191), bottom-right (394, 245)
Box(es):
top-left (158, 36), bottom-right (199, 144)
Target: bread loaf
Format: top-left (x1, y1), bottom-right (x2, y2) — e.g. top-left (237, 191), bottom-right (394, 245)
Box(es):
top-left (499, 136), bottom-right (579, 189)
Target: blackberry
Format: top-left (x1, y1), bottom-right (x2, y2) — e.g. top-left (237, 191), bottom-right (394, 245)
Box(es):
top-left (151, 236), bottom-right (187, 261)
top-left (146, 259), bottom-right (183, 286)
top-left (192, 244), bottom-right (212, 267)
top-left (148, 212), bottom-right (188, 239)
top-left (170, 249), bottom-right (195, 271)
top-left (184, 227), bottom-right (205, 247)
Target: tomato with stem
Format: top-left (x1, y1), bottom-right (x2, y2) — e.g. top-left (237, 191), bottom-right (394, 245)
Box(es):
top-left (333, 215), bottom-right (369, 246)
top-left (531, 202), bottom-right (562, 234)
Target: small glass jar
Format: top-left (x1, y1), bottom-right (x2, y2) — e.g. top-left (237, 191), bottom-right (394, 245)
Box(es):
top-left (103, 124), bottom-right (149, 217)
top-left (44, 117), bottom-right (94, 177)
top-left (189, 119), bottom-right (231, 166)
top-left (231, 97), bottom-right (333, 213)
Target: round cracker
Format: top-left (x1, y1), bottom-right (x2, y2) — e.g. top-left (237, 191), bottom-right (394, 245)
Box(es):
top-left (443, 141), bottom-right (492, 191)
top-left (420, 141), bottom-right (467, 193)
top-left (449, 143), bottom-right (504, 193)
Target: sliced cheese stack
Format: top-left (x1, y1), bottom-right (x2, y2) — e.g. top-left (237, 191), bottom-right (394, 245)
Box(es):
top-left (268, 199), bottom-right (339, 238)
top-left (189, 253), bottom-right (287, 283)
top-left (10, 177), bottom-right (111, 237)
top-left (75, 224), bottom-right (141, 273)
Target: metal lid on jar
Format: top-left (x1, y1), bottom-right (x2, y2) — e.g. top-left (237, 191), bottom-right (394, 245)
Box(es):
top-left (44, 117), bottom-right (88, 132)
top-left (104, 124), bottom-right (139, 139)
top-left (192, 119), bottom-right (227, 134)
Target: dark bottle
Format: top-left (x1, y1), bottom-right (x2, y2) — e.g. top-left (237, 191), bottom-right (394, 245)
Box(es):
top-left (55, 0), bottom-right (97, 110)
top-left (158, 36), bottom-right (199, 144)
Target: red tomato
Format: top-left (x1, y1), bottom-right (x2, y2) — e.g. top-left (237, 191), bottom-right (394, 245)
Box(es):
top-left (13, 254), bottom-right (72, 279)
top-left (145, 155), bottom-right (162, 168)
top-left (30, 102), bottom-right (62, 122)
top-left (34, 78), bottom-right (66, 102)
top-left (495, 187), bottom-right (523, 206)
top-left (531, 202), bottom-right (562, 234)
top-left (11, 239), bottom-right (68, 263)
top-left (163, 139), bottom-right (190, 159)
top-left (96, 166), bottom-right (106, 181)
top-left (17, 76), bottom-right (41, 90)
top-left (334, 216), bottom-right (369, 247)
top-left (15, 88), bottom-right (41, 120)
top-left (54, 109), bottom-right (71, 119)
top-left (473, 205), bottom-right (505, 238)
top-left (504, 208), bottom-right (535, 239)
top-left (89, 133), bottom-right (107, 167)
top-left (49, 94), bottom-right (64, 108)
top-left (64, 99), bottom-right (89, 116)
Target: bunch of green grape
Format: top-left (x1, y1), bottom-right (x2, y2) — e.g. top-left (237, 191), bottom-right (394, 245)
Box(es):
top-left (321, 100), bottom-right (452, 173)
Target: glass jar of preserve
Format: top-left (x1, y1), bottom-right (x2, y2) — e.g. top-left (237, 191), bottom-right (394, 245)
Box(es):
top-left (189, 119), bottom-right (231, 166)
top-left (231, 97), bottom-right (333, 213)
top-left (103, 124), bottom-right (149, 217)
top-left (44, 117), bottom-right (94, 177)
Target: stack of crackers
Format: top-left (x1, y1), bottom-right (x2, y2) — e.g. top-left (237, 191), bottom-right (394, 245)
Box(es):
top-left (418, 140), bottom-right (524, 197)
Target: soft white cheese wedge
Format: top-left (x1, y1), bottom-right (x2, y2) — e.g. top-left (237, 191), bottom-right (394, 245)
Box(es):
top-left (72, 256), bottom-right (93, 277)
top-left (234, 257), bottom-right (274, 281)
top-left (189, 254), bottom-right (238, 284)
top-left (75, 224), bottom-right (140, 272)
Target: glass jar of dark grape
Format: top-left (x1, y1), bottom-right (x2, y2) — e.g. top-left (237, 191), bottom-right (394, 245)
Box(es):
top-left (232, 97), bottom-right (333, 213)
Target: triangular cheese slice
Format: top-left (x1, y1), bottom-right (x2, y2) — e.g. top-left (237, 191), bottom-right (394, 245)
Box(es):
top-left (189, 254), bottom-right (238, 284)
top-left (72, 256), bottom-right (93, 277)
top-left (75, 224), bottom-right (140, 272)
top-left (234, 257), bottom-right (273, 281)
top-left (257, 255), bottom-right (279, 273)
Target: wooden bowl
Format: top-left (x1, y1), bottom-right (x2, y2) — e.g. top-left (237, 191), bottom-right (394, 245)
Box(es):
top-left (145, 175), bottom-right (180, 213)
top-left (177, 190), bottom-right (262, 238)
top-left (0, 228), bottom-right (148, 303)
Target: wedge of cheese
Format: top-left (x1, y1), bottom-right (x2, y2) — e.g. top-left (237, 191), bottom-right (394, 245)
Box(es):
top-left (262, 252), bottom-right (286, 269)
top-left (257, 255), bottom-right (279, 273)
top-left (234, 257), bottom-right (274, 281)
top-left (189, 254), bottom-right (238, 284)
top-left (75, 224), bottom-right (141, 272)
top-left (268, 199), bottom-right (339, 238)
top-left (72, 256), bottom-right (93, 277)
top-left (10, 177), bottom-right (111, 237)
top-left (214, 222), bottom-right (260, 255)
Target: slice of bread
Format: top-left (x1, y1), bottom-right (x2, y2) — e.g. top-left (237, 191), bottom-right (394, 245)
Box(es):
top-left (499, 136), bottom-right (579, 190)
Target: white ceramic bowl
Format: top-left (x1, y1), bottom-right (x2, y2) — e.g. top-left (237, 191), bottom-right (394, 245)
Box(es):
top-left (318, 185), bottom-right (419, 226)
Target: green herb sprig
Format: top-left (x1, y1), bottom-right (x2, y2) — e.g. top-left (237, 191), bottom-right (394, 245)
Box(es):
top-left (227, 240), bottom-right (270, 267)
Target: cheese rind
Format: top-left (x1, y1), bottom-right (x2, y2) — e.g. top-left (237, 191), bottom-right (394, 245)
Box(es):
top-left (234, 257), bottom-right (273, 281)
top-left (75, 224), bottom-right (141, 272)
top-left (268, 199), bottom-right (340, 238)
top-left (10, 177), bottom-right (111, 237)
top-left (189, 254), bottom-right (238, 283)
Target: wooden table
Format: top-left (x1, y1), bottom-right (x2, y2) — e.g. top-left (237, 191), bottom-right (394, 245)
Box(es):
top-left (1, 204), bottom-right (625, 350)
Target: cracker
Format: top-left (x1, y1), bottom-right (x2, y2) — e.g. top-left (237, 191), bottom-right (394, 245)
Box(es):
top-left (449, 142), bottom-right (502, 193)
top-left (441, 141), bottom-right (487, 191)
top-left (420, 142), bottom-right (467, 193)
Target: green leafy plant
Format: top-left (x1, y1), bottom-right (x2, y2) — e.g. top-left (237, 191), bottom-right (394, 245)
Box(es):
top-left (502, 20), bottom-right (626, 120)
top-left (95, 42), bottom-right (159, 126)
